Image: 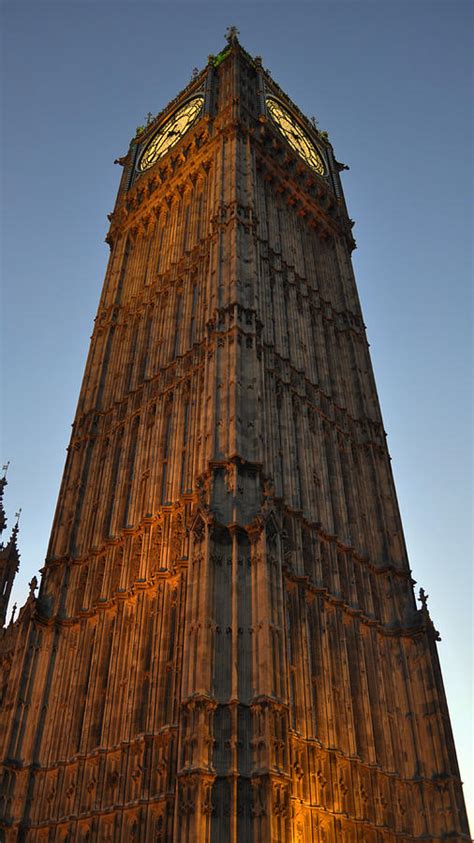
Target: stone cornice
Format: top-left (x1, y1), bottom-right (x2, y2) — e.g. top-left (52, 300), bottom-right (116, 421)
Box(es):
top-left (38, 500), bottom-right (414, 629)
top-left (1, 729), bottom-right (462, 791)
top-left (283, 569), bottom-right (421, 641)
top-left (67, 332), bottom-right (387, 460)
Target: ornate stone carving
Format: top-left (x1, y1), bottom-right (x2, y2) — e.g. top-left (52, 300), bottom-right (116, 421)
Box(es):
top-left (0, 35), bottom-right (468, 843)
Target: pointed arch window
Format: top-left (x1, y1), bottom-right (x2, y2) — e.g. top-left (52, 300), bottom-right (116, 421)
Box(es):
top-left (103, 427), bottom-right (124, 538)
top-left (138, 312), bottom-right (153, 383)
top-left (172, 292), bottom-right (183, 358)
top-left (115, 235), bottom-right (131, 305)
top-left (180, 399), bottom-right (190, 494)
top-left (125, 320), bottom-right (140, 392)
top-left (121, 416), bottom-right (140, 527)
top-left (189, 283), bottom-right (198, 348)
top-left (161, 398), bottom-right (173, 504)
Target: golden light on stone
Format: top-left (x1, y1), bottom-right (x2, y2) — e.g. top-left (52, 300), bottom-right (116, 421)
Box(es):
top-left (138, 95), bottom-right (204, 171)
top-left (0, 36), bottom-right (470, 843)
top-left (266, 96), bottom-right (325, 175)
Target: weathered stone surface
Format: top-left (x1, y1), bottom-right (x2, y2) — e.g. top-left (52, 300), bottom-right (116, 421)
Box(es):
top-left (0, 36), bottom-right (470, 842)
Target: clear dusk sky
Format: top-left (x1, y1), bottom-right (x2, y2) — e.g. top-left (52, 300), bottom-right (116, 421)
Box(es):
top-left (1, 0), bottom-right (472, 829)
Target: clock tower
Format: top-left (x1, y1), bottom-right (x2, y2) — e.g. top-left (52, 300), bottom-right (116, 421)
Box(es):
top-left (0, 31), bottom-right (470, 842)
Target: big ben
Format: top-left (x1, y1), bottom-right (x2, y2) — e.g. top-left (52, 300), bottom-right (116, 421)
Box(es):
top-left (0, 29), bottom-right (469, 842)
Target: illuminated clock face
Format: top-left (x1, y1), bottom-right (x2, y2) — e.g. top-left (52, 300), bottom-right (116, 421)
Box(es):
top-left (266, 97), bottom-right (325, 176)
top-left (138, 96), bottom-right (204, 172)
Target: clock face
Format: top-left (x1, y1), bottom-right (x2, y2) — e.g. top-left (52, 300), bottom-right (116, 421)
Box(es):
top-left (138, 95), bottom-right (204, 172)
top-left (266, 97), bottom-right (325, 176)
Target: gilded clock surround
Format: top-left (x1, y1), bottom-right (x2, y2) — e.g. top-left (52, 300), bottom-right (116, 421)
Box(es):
top-left (138, 95), bottom-right (204, 171)
top-left (266, 95), bottom-right (326, 175)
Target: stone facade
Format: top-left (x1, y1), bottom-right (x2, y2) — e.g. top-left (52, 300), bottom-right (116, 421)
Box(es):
top-left (0, 34), bottom-right (470, 843)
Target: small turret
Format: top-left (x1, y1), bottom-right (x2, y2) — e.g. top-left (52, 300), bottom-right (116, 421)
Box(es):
top-left (0, 508), bottom-right (20, 627)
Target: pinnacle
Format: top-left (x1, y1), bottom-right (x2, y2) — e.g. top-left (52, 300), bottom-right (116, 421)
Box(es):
top-left (225, 25), bottom-right (240, 44)
top-left (0, 475), bottom-right (6, 536)
top-left (0, 518), bottom-right (20, 564)
top-left (0, 463), bottom-right (9, 536)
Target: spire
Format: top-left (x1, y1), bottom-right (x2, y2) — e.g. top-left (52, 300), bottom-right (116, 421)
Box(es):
top-left (0, 463), bottom-right (9, 536)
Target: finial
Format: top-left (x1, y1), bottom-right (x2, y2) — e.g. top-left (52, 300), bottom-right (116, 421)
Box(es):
top-left (225, 25), bottom-right (240, 44)
top-left (191, 67), bottom-right (199, 80)
top-left (29, 576), bottom-right (38, 597)
top-left (10, 603), bottom-right (17, 624)
top-left (2, 462), bottom-right (9, 479)
top-left (418, 587), bottom-right (441, 639)
top-left (310, 116), bottom-right (319, 128)
top-left (15, 508), bottom-right (22, 526)
top-left (145, 112), bottom-right (153, 126)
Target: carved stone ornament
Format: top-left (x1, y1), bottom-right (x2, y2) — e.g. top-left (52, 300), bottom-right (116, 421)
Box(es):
top-left (0, 33), bottom-right (468, 843)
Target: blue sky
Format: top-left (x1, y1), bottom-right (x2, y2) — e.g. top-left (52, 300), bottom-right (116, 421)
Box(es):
top-left (2, 0), bottom-right (472, 827)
